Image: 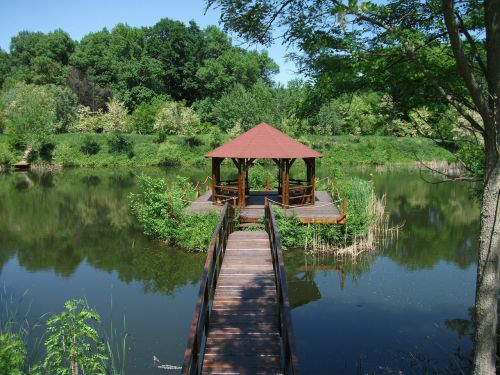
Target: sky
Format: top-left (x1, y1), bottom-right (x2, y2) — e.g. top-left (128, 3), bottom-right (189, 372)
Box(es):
top-left (0, 0), bottom-right (299, 84)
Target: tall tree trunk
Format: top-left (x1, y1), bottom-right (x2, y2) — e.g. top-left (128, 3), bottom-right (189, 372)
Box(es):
top-left (472, 159), bottom-right (500, 374)
top-left (471, 0), bottom-right (500, 370)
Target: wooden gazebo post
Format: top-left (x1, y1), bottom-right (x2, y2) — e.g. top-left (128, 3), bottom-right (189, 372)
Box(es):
top-left (211, 157), bottom-right (223, 203)
top-left (304, 157), bottom-right (316, 203)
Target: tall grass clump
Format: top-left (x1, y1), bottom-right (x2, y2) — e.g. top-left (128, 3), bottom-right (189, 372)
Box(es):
top-left (275, 177), bottom-right (396, 255)
top-left (129, 175), bottom-right (220, 251)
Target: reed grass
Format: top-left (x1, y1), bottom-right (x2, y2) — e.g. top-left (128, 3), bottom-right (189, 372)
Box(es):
top-left (306, 193), bottom-right (403, 256)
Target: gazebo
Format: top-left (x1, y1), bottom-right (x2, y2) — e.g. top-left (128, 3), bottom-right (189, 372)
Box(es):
top-left (205, 122), bottom-right (322, 208)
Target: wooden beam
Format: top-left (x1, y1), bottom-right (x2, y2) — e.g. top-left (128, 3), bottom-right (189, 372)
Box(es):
top-left (237, 158), bottom-right (246, 207)
top-left (231, 158), bottom-right (240, 169)
top-left (212, 157), bottom-right (222, 204)
top-left (311, 158), bottom-right (316, 204)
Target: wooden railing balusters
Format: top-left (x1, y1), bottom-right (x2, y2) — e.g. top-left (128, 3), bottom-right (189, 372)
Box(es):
top-left (182, 202), bottom-right (234, 375)
top-left (264, 201), bottom-right (300, 374)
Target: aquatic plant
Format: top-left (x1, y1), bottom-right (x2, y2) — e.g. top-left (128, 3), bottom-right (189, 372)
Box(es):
top-left (275, 177), bottom-right (399, 255)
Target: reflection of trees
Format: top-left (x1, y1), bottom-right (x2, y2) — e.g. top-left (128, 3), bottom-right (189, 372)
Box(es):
top-left (370, 171), bottom-right (480, 271)
top-left (0, 169), bottom-right (204, 294)
top-left (284, 250), bottom-right (377, 308)
top-left (445, 301), bottom-right (500, 370)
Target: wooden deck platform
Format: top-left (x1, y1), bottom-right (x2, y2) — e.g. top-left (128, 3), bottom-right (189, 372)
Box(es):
top-left (202, 230), bottom-right (281, 374)
top-left (187, 190), bottom-right (346, 224)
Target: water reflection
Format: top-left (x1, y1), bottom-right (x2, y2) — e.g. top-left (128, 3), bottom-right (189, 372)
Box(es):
top-left (0, 169), bottom-right (204, 293)
top-left (283, 169), bottom-right (479, 373)
top-left (0, 167), bottom-right (480, 374)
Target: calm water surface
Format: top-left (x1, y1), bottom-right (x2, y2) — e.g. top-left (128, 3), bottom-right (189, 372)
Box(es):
top-left (0, 167), bottom-right (479, 374)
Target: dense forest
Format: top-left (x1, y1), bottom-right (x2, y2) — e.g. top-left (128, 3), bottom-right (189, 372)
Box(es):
top-left (0, 17), bottom-right (476, 169)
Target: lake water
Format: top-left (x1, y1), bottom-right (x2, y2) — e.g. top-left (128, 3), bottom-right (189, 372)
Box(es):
top-left (0, 167), bottom-right (479, 374)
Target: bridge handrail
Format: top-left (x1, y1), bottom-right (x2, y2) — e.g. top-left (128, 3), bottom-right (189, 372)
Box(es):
top-left (181, 202), bottom-right (235, 375)
top-left (264, 201), bottom-right (300, 375)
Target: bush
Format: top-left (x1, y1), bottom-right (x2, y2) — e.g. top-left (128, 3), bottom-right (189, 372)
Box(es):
top-left (156, 143), bottom-right (182, 166)
top-left (39, 141), bottom-right (56, 161)
top-left (129, 175), bottom-right (220, 251)
top-left (129, 176), bottom-right (186, 242)
top-left (52, 141), bottom-right (76, 167)
top-left (0, 332), bottom-right (26, 375)
top-left (0, 143), bottom-right (14, 166)
top-left (43, 299), bottom-right (107, 375)
top-left (80, 135), bottom-right (101, 155)
top-left (107, 133), bottom-right (134, 158)
top-left (129, 98), bottom-right (164, 134)
top-left (2, 82), bottom-right (57, 151)
top-left (154, 101), bottom-right (201, 136)
top-left (176, 211), bottom-right (220, 251)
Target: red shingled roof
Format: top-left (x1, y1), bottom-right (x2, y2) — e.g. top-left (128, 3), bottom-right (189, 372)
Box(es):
top-left (206, 123), bottom-right (322, 159)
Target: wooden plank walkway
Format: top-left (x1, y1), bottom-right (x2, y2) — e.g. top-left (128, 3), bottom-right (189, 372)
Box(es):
top-left (202, 230), bottom-right (282, 374)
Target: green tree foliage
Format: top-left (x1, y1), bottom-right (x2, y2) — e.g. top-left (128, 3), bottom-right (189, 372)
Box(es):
top-left (0, 332), bottom-right (26, 375)
top-left (0, 49), bottom-right (11, 87)
top-left (315, 91), bottom-right (391, 135)
top-left (2, 82), bottom-right (57, 151)
top-left (205, 80), bottom-right (298, 132)
top-left (128, 97), bottom-right (165, 134)
top-left (154, 101), bottom-right (201, 136)
top-left (43, 299), bottom-right (107, 375)
top-left (9, 29), bottom-right (75, 85)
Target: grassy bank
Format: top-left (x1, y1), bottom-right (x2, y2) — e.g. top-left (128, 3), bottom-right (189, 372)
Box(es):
top-left (0, 133), bottom-right (454, 169)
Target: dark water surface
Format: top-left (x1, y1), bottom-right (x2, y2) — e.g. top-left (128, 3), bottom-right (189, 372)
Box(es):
top-left (0, 167), bottom-right (479, 374)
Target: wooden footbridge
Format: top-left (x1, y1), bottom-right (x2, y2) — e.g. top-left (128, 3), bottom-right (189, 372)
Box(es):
top-left (182, 202), bottom-right (299, 374)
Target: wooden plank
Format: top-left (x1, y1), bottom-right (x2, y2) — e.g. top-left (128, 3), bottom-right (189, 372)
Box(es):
top-left (195, 228), bottom-right (290, 375)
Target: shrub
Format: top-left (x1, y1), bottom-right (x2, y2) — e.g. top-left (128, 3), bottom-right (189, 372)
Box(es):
top-left (52, 141), bottom-right (76, 167)
top-left (129, 176), bottom-right (186, 242)
top-left (43, 299), bottom-right (108, 375)
top-left (129, 175), bottom-right (219, 251)
top-left (176, 211), bottom-right (220, 251)
top-left (2, 82), bottom-right (57, 151)
top-left (107, 133), bottom-right (134, 158)
top-left (71, 106), bottom-right (103, 133)
top-left (0, 143), bottom-right (14, 166)
top-left (153, 101), bottom-right (201, 136)
top-left (156, 143), bottom-right (182, 166)
top-left (0, 332), bottom-right (26, 375)
top-left (80, 135), bottom-right (101, 155)
top-left (101, 98), bottom-right (128, 133)
top-left (39, 141), bottom-right (56, 161)
top-left (129, 98), bottom-right (164, 134)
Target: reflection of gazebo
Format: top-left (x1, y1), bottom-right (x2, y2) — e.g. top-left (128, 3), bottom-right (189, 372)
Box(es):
top-left (206, 123), bottom-right (322, 208)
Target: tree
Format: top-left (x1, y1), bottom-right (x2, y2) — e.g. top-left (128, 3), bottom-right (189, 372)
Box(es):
top-left (1, 82), bottom-right (57, 151)
top-left (208, 0), bottom-right (499, 373)
top-left (153, 101), bottom-right (201, 136)
top-left (9, 29), bottom-right (75, 85)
